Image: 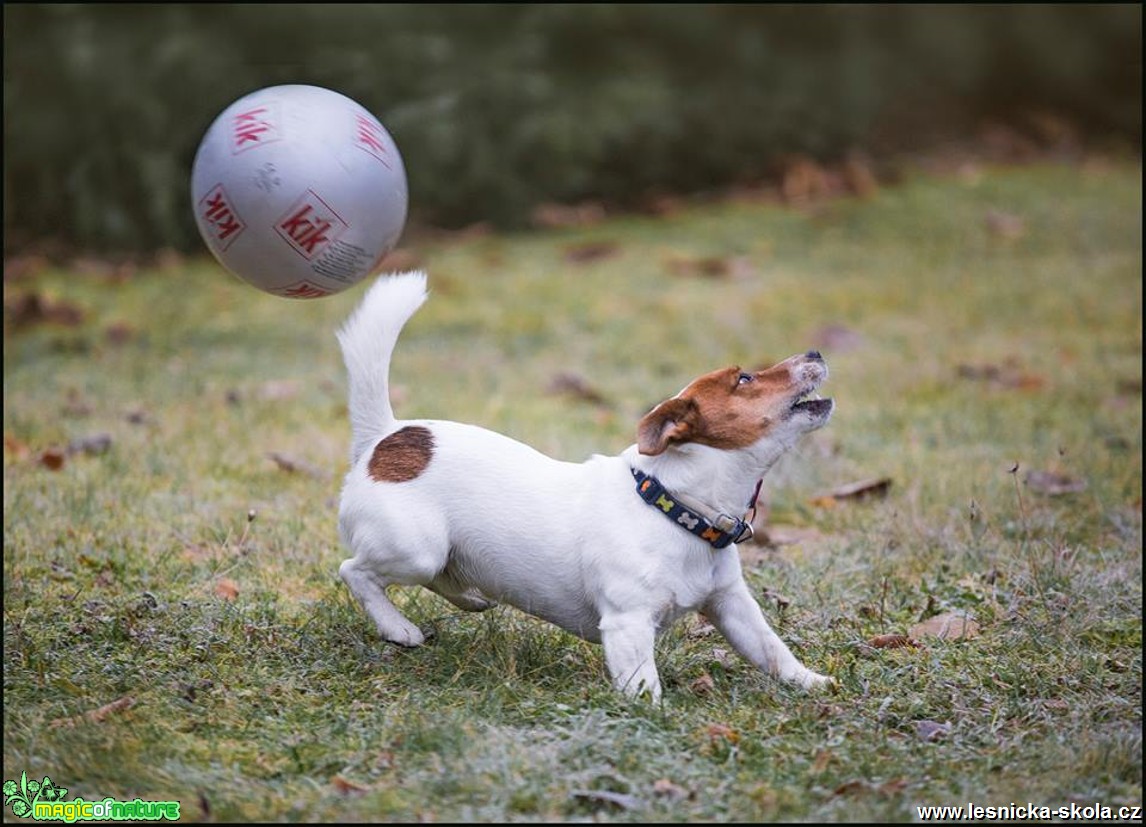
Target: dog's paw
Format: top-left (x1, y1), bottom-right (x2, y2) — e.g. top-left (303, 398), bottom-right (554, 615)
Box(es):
top-left (801, 671), bottom-right (838, 692)
top-left (383, 621), bottom-right (426, 647)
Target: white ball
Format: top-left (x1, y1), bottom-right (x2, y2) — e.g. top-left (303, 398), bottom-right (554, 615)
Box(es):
top-left (191, 84), bottom-right (408, 299)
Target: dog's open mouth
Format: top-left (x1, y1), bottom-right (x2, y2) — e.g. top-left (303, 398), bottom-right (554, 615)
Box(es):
top-left (788, 388), bottom-right (833, 419)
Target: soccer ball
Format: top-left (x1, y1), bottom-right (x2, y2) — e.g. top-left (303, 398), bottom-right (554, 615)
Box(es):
top-left (191, 84), bottom-right (408, 299)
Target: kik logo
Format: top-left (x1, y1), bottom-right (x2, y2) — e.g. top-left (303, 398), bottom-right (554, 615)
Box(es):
top-left (230, 103), bottom-right (280, 154)
top-left (198, 184), bottom-right (246, 250)
top-left (275, 191), bottom-right (348, 259)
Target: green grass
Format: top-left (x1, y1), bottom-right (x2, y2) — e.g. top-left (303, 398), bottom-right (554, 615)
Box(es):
top-left (4, 160), bottom-right (1141, 822)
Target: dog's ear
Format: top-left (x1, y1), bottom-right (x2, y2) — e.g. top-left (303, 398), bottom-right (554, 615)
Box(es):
top-left (637, 397), bottom-right (696, 455)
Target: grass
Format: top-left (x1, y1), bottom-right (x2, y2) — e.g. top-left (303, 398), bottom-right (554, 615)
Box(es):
top-left (3, 159), bottom-right (1142, 822)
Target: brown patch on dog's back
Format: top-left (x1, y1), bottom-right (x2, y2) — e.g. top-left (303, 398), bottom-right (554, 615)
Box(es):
top-left (369, 426), bottom-right (434, 482)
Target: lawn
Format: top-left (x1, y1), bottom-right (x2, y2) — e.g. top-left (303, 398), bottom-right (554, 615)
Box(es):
top-left (3, 159), bottom-right (1141, 822)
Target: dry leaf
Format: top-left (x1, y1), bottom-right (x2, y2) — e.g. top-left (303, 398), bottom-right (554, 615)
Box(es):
top-left (868, 634), bottom-right (920, 650)
top-left (531, 201), bottom-right (606, 229)
top-left (781, 155), bottom-right (832, 203)
top-left (842, 152), bottom-right (879, 198)
top-left (812, 748), bottom-right (835, 773)
top-left (665, 253), bottom-right (729, 279)
top-left (762, 525), bottom-right (823, 547)
top-left (105, 322), bottom-right (136, 345)
top-left (5, 434), bottom-right (31, 461)
top-left (214, 578), bottom-right (240, 601)
top-left (374, 247), bottom-right (422, 273)
top-left (267, 451), bottom-right (328, 480)
top-left (651, 778), bottom-right (689, 801)
top-left (67, 433), bottom-right (112, 456)
top-left (1042, 698), bottom-right (1070, 712)
top-left (821, 477), bottom-right (892, 502)
top-left (811, 324), bottom-right (865, 353)
top-left (40, 447), bottom-right (66, 471)
top-left (910, 612), bottom-right (979, 641)
top-left (49, 696), bottom-right (135, 728)
top-left (690, 674), bottom-right (716, 695)
top-left (259, 380), bottom-right (301, 401)
top-left (562, 240), bottom-right (620, 264)
top-left (545, 372), bottom-right (609, 407)
top-left (331, 775), bottom-right (370, 796)
top-left (1025, 470), bottom-right (1086, 496)
top-left (570, 789), bottom-right (641, 812)
top-left (5, 291), bottom-right (85, 327)
top-left (124, 408), bottom-right (152, 425)
top-left (957, 361), bottom-right (1045, 391)
top-left (985, 209), bottom-right (1026, 239)
top-left (914, 720), bottom-right (951, 741)
top-left (706, 723), bottom-right (739, 744)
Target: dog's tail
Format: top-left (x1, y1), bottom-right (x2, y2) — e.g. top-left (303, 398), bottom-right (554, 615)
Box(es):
top-left (336, 271), bottom-right (429, 465)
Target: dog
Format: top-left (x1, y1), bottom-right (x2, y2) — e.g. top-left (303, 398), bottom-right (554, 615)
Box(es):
top-left (336, 271), bottom-right (834, 700)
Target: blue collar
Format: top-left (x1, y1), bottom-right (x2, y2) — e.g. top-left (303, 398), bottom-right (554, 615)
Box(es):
top-left (630, 468), bottom-right (758, 549)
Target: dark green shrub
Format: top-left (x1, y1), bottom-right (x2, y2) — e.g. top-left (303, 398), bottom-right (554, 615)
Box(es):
top-left (3, 4), bottom-right (1140, 254)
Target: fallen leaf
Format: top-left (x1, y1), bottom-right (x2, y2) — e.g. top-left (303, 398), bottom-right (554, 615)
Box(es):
top-left (545, 372), bottom-right (610, 407)
top-left (531, 201), bottom-right (606, 229)
top-left (4, 291), bottom-right (85, 327)
top-left (1025, 470), bottom-right (1086, 496)
top-left (124, 408), bottom-right (152, 425)
top-left (259, 380), bottom-right (301, 401)
top-left (67, 433), bottom-right (112, 456)
top-left (570, 789), bottom-right (641, 812)
top-left (781, 155), bottom-right (832, 203)
top-left (910, 612), bottom-right (980, 641)
top-left (267, 451), bottom-right (329, 480)
top-left (690, 674), bottom-right (716, 695)
top-left (710, 647), bottom-right (735, 668)
top-left (4, 434), bottom-right (31, 461)
top-left (761, 525), bottom-right (823, 546)
top-left (706, 723), bottom-right (740, 744)
top-left (914, 719), bottom-right (951, 741)
top-left (562, 240), bottom-right (620, 264)
top-left (842, 152), bottom-right (879, 198)
top-left (214, 578), bottom-right (240, 601)
top-left (40, 447), bottom-right (66, 471)
top-left (811, 324), bottom-right (865, 353)
top-left (868, 634), bottom-right (920, 650)
top-left (373, 247), bottom-right (422, 273)
top-left (956, 361), bottom-right (1045, 390)
top-left (820, 477), bottom-right (892, 502)
top-left (651, 778), bottom-right (689, 801)
top-left (811, 748), bottom-right (835, 773)
top-left (105, 322), bottom-right (136, 345)
top-left (331, 775), bottom-right (370, 796)
top-left (1042, 698), bottom-right (1070, 712)
top-left (686, 620), bottom-right (717, 639)
top-left (985, 209), bottom-right (1026, 239)
top-left (49, 696), bottom-right (135, 728)
top-left (832, 779), bottom-right (868, 797)
top-left (665, 252), bottom-right (727, 278)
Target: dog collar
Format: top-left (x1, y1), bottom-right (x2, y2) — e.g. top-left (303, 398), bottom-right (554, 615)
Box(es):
top-left (630, 468), bottom-right (758, 549)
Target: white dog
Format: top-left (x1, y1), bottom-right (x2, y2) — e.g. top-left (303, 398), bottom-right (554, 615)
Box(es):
top-left (336, 272), bottom-right (833, 700)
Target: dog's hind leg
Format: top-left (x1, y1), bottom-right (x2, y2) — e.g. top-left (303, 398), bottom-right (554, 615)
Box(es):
top-left (426, 560), bottom-right (498, 612)
top-left (340, 557), bottom-right (426, 646)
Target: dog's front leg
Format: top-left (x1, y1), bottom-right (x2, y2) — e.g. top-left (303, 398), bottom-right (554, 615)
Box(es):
top-left (703, 579), bottom-right (830, 690)
top-left (599, 612), bottom-right (661, 701)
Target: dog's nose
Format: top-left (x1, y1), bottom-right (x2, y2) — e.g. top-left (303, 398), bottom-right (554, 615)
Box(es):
top-left (805, 350), bottom-right (823, 361)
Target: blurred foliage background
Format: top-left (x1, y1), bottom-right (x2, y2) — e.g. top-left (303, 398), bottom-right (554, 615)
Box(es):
top-left (3, 3), bottom-right (1141, 255)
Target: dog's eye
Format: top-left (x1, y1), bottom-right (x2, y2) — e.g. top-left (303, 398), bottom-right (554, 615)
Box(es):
top-left (737, 373), bottom-right (754, 385)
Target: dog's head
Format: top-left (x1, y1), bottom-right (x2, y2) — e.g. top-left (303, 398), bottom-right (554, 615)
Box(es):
top-left (637, 351), bottom-right (833, 458)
